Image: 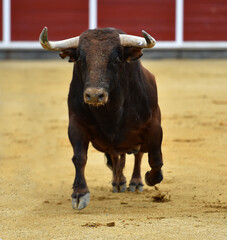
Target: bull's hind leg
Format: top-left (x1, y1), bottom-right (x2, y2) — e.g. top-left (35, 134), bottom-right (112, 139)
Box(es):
top-left (129, 152), bottom-right (144, 192)
top-left (145, 124), bottom-right (163, 186)
top-left (105, 153), bottom-right (113, 171)
top-left (111, 154), bottom-right (126, 193)
top-left (68, 119), bottom-right (90, 210)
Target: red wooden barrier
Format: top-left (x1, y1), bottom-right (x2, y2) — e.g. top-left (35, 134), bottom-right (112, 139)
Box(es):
top-left (98, 0), bottom-right (176, 41)
top-left (2, 0), bottom-right (227, 43)
top-left (184, 0), bottom-right (227, 41)
top-left (0, 0), bottom-right (2, 40)
top-left (11, 0), bottom-right (88, 41)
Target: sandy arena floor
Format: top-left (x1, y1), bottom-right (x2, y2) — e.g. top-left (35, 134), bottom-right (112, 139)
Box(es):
top-left (0, 59), bottom-right (226, 240)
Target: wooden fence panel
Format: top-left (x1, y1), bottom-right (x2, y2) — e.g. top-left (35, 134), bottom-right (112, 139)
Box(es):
top-left (11, 0), bottom-right (88, 41)
top-left (98, 0), bottom-right (176, 41)
top-left (184, 0), bottom-right (227, 41)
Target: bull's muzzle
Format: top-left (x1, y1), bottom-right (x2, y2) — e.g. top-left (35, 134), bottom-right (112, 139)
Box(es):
top-left (84, 88), bottom-right (108, 106)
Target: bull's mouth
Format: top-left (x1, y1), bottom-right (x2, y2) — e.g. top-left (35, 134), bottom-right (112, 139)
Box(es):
top-left (85, 101), bottom-right (107, 107)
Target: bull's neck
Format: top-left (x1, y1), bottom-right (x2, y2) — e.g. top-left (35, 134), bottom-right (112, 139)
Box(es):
top-left (87, 85), bottom-right (124, 143)
top-left (89, 84), bottom-right (124, 121)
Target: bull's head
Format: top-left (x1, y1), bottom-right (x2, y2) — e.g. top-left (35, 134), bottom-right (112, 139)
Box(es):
top-left (39, 27), bottom-right (156, 107)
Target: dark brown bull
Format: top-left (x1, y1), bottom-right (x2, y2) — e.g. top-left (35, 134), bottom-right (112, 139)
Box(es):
top-left (39, 27), bottom-right (163, 210)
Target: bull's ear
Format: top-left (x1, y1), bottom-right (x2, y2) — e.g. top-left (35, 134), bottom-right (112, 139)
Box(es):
top-left (124, 47), bottom-right (143, 62)
top-left (59, 49), bottom-right (77, 62)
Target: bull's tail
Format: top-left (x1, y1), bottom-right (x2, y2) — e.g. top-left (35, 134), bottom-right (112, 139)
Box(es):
top-left (104, 153), bottom-right (113, 171)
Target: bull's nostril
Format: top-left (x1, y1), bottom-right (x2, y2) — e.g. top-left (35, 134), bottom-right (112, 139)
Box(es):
top-left (98, 94), bottom-right (104, 101)
top-left (85, 93), bottom-right (91, 101)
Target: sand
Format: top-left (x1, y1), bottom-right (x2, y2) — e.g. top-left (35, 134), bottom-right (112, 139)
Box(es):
top-left (0, 59), bottom-right (226, 240)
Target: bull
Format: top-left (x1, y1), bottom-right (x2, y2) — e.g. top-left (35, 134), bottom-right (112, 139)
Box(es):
top-left (39, 27), bottom-right (163, 210)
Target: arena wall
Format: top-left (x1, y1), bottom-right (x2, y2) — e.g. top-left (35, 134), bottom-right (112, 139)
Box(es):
top-left (0, 0), bottom-right (227, 54)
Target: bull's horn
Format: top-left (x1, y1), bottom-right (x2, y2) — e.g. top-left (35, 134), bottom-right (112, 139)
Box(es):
top-left (39, 27), bottom-right (80, 51)
top-left (119, 30), bottom-right (156, 48)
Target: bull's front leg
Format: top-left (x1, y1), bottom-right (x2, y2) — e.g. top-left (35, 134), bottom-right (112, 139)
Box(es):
top-left (68, 118), bottom-right (89, 210)
top-left (145, 123), bottom-right (163, 186)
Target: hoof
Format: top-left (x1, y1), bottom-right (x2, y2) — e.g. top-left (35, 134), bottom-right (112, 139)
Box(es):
top-left (72, 192), bottom-right (90, 210)
top-left (145, 170), bottom-right (163, 186)
top-left (112, 185), bottom-right (118, 193)
top-left (119, 183), bottom-right (127, 193)
top-left (129, 183), bottom-right (144, 192)
top-left (129, 184), bottom-right (136, 192)
top-left (137, 184), bottom-right (144, 192)
top-left (112, 182), bottom-right (126, 193)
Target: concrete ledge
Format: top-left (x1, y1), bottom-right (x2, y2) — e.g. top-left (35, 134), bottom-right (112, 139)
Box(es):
top-left (143, 49), bottom-right (227, 59)
top-left (1, 49), bottom-right (227, 60)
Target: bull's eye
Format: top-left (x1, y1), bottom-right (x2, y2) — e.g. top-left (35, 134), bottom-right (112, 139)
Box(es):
top-left (113, 57), bottom-right (121, 65)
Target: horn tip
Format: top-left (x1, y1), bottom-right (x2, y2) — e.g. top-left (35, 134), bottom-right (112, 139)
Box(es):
top-left (142, 30), bottom-right (156, 48)
top-left (39, 26), bottom-right (50, 50)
